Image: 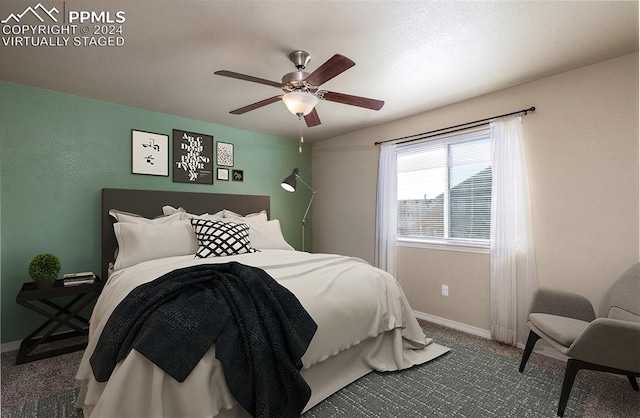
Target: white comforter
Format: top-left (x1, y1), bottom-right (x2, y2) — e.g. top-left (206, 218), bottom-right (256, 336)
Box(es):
top-left (76, 250), bottom-right (447, 417)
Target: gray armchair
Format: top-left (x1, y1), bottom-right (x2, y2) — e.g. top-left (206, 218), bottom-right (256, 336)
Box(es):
top-left (519, 263), bottom-right (640, 417)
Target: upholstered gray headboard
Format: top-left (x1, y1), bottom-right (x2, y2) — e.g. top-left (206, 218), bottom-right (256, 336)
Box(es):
top-left (101, 188), bottom-right (270, 280)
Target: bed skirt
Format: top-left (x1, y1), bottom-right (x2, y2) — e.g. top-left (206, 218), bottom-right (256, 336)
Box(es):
top-left (77, 328), bottom-right (449, 417)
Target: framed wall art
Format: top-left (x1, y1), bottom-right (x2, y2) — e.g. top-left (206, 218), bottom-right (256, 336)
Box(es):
top-left (216, 142), bottom-right (234, 167)
top-left (217, 168), bottom-right (229, 181)
top-left (232, 169), bottom-right (244, 182)
top-left (131, 130), bottom-right (169, 176)
top-left (173, 129), bottom-right (214, 184)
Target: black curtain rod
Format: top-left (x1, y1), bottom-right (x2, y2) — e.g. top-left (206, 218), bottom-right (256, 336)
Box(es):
top-left (374, 106), bottom-right (536, 146)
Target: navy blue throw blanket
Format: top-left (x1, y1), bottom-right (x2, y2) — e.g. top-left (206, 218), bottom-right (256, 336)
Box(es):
top-left (90, 262), bottom-right (318, 418)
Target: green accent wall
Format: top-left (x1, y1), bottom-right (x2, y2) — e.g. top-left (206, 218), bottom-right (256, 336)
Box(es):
top-left (0, 82), bottom-right (312, 343)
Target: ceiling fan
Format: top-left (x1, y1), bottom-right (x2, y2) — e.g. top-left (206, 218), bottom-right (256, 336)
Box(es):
top-left (214, 51), bottom-right (385, 127)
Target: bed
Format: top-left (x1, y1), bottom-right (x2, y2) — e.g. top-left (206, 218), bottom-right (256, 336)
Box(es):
top-left (75, 188), bottom-right (449, 417)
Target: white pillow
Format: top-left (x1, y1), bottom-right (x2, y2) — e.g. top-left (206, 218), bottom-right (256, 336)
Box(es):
top-left (161, 205), bottom-right (183, 215)
top-left (223, 209), bottom-right (268, 223)
top-left (246, 220), bottom-right (294, 251)
top-left (113, 220), bottom-right (199, 270)
top-left (109, 210), bottom-right (182, 224)
top-left (162, 205), bottom-right (225, 221)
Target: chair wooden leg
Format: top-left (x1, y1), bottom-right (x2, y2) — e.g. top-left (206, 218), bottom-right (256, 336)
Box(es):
top-left (519, 330), bottom-right (541, 372)
top-left (628, 375), bottom-right (639, 391)
top-left (557, 359), bottom-right (583, 417)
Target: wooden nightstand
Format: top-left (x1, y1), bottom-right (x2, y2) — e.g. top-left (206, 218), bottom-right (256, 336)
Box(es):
top-left (15, 278), bottom-right (102, 364)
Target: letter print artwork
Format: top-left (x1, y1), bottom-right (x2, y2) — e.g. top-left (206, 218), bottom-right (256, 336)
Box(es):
top-left (173, 130), bottom-right (214, 184)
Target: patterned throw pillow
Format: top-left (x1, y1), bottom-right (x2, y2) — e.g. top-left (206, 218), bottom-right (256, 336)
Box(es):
top-left (190, 219), bottom-right (259, 258)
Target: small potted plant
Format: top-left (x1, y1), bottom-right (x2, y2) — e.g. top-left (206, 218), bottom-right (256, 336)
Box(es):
top-left (28, 253), bottom-right (61, 289)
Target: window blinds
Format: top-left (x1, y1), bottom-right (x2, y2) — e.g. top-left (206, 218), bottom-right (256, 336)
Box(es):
top-left (397, 129), bottom-right (492, 243)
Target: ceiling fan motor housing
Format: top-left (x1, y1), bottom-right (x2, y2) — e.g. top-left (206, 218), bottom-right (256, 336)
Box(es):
top-left (282, 71), bottom-right (312, 91)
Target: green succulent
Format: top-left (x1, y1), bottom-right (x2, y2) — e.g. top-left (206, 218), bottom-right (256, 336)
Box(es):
top-left (28, 253), bottom-right (61, 281)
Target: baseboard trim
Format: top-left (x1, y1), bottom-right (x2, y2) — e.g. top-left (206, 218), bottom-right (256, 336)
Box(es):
top-left (1, 340), bottom-right (21, 353)
top-left (413, 310), bottom-right (492, 339)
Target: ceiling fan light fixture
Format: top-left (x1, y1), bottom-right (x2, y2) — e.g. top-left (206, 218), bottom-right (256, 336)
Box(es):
top-left (282, 91), bottom-right (318, 116)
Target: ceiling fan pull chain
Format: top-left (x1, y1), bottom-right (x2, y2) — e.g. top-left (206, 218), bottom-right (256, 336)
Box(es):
top-left (298, 113), bottom-right (304, 153)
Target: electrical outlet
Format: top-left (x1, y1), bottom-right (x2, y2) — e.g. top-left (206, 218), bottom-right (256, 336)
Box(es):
top-left (441, 285), bottom-right (449, 296)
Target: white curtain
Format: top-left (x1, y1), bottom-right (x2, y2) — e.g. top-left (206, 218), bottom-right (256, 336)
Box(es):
top-left (375, 142), bottom-right (397, 277)
top-left (490, 115), bottom-right (538, 346)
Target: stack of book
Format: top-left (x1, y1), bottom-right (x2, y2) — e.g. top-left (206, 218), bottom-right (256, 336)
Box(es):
top-left (62, 272), bottom-right (97, 286)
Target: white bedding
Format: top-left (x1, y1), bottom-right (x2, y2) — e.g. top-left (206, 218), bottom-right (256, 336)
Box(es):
top-left (76, 250), bottom-right (448, 417)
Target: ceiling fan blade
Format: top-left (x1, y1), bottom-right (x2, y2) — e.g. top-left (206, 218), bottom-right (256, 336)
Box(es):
top-left (305, 54), bottom-right (355, 87)
top-left (319, 91), bottom-right (385, 111)
top-left (214, 70), bottom-right (283, 88)
top-left (229, 96), bottom-right (282, 115)
top-left (304, 108), bottom-right (321, 127)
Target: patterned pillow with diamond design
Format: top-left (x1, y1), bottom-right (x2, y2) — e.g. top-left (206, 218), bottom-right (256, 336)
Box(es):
top-left (190, 219), bottom-right (259, 258)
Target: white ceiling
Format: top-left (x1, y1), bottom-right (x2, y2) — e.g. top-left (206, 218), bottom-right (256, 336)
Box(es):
top-left (0, 1), bottom-right (637, 142)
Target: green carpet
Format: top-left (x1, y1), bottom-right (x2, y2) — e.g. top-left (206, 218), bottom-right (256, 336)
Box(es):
top-left (9, 335), bottom-right (589, 418)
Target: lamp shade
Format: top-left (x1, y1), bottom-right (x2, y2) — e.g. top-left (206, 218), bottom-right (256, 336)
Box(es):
top-left (282, 92), bottom-right (318, 116)
top-left (281, 168), bottom-right (299, 192)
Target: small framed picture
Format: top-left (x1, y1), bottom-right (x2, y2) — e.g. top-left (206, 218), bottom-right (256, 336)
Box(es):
top-left (232, 169), bottom-right (244, 182)
top-left (131, 130), bottom-right (169, 176)
top-left (217, 142), bottom-right (234, 167)
top-left (217, 168), bottom-right (229, 181)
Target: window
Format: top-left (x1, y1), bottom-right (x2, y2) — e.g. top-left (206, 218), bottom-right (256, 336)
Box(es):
top-left (397, 129), bottom-right (492, 247)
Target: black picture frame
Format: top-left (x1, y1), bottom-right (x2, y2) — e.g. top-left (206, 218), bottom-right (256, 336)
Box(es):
top-left (232, 169), bottom-right (244, 182)
top-left (217, 168), bottom-right (229, 181)
top-left (217, 142), bottom-right (234, 167)
top-left (173, 129), bottom-right (213, 184)
top-left (131, 130), bottom-right (169, 176)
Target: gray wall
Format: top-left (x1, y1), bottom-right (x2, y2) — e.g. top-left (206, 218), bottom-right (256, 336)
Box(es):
top-left (311, 53), bottom-right (639, 331)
